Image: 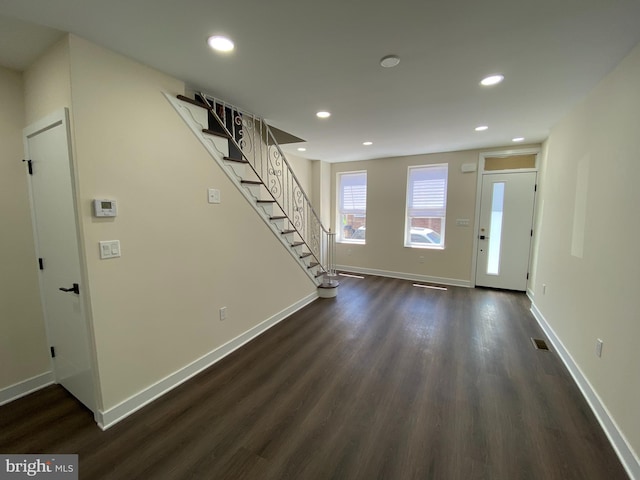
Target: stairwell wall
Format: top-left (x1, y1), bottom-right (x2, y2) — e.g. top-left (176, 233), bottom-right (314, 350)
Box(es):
top-left (7, 33), bottom-right (318, 415)
top-left (65, 35), bottom-right (316, 412)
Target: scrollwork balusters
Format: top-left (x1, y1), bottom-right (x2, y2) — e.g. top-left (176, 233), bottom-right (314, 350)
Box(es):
top-left (204, 93), bottom-right (335, 280)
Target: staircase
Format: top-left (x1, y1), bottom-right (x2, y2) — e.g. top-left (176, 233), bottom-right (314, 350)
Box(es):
top-left (165, 92), bottom-right (338, 297)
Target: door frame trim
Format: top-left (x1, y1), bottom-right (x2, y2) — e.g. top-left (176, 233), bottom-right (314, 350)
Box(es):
top-left (23, 108), bottom-right (100, 417)
top-left (471, 148), bottom-right (540, 288)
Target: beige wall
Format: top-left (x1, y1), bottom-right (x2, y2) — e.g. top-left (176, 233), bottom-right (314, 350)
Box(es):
top-left (312, 160), bottom-right (331, 227)
top-left (285, 152), bottom-right (313, 196)
top-left (532, 42), bottom-right (640, 465)
top-left (332, 148), bottom-right (531, 284)
top-left (66, 36), bottom-right (315, 410)
top-left (0, 66), bottom-right (50, 390)
top-left (23, 37), bottom-right (71, 125)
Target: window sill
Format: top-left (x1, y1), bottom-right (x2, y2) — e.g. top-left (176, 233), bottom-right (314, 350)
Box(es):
top-left (338, 240), bottom-right (366, 245)
top-left (404, 244), bottom-right (444, 250)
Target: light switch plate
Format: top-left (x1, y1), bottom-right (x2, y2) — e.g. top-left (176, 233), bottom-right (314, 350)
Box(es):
top-left (99, 240), bottom-right (121, 259)
top-left (456, 219), bottom-right (470, 226)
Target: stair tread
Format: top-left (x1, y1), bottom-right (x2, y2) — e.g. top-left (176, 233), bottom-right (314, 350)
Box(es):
top-left (177, 95), bottom-right (207, 108)
top-left (202, 128), bottom-right (230, 139)
top-left (257, 199), bottom-right (276, 203)
top-left (281, 229), bottom-right (296, 235)
top-left (270, 216), bottom-right (287, 220)
top-left (291, 241), bottom-right (304, 247)
top-left (299, 252), bottom-right (312, 258)
top-left (241, 180), bottom-right (262, 185)
top-left (308, 262), bottom-right (319, 269)
top-left (315, 271), bottom-right (326, 278)
top-left (223, 156), bottom-right (249, 164)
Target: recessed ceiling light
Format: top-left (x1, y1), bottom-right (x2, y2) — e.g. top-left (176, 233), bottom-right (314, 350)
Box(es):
top-left (316, 111), bottom-right (331, 118)
top-left (380, 55), bottom-right (400, 68)
top-left (297, 147), bottom-right (307, 152)
top-left (480, 74), bottom-right (504, 86)
top-left (512, 137), bottom-right (525, 142)
top-left (363, 141), bottom-right (373, 146)
top-left (207, 35), bottom-right (234, 52)
top-left (475, 125), bottom-right (488, 131)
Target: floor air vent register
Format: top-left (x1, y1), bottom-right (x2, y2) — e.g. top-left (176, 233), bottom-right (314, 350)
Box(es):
top-left (531, 338), bottom-right (550, 351)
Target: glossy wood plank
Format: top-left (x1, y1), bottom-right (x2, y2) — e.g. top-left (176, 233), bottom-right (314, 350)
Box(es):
top-left (0, 275), bottom-right (628, 479)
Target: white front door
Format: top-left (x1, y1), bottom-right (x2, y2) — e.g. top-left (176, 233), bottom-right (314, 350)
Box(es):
top-left (25, 109), bottom-right (95, 412)
top-left (475, 171), bottom-right (537, 291)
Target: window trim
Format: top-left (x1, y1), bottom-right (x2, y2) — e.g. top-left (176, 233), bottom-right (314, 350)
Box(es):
top-left (404, 163), bottom-right (448, 249)
top-left (337, 170), bottom-right (367, 244)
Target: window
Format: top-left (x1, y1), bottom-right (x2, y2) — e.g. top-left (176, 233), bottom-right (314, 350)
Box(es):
top-left (405, 164), bottom-right (448, 248)
top-left (337, 171), bottom-right (367, 243)
top-left (487, 182), bottom-right (505, 274)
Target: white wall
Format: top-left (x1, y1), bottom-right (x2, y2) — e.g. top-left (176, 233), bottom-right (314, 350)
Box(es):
top-left (0, 66), bottom-right (50, 393)
top-left (531, 42), bottom-right (640, 475)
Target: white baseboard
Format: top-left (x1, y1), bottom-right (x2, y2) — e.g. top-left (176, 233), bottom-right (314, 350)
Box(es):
top-left (96, 292), bottom-right (318, 430)
top-left (526, 288), bottom-right (534, 301)
top-left (336, 264), bottom-right (471, 288)
top-left (0, 371), bottom-right (54, 406)
top-left (530, 302), bottom-right (640, 480)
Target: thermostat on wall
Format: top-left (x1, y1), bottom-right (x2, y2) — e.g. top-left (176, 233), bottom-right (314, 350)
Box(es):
top-left (93, 199), bottom-right (117, 217)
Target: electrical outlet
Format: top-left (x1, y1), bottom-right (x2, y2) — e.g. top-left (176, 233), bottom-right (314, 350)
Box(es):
top-left (208, 188), bottom-right (221, 204)
top-left (219, 307), bottom-right (227, 321)
top-left (595, 339), bottom-right (603, 357)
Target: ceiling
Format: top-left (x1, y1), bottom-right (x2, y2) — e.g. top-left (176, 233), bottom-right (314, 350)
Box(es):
top-left (1, 0), bottom-right (640, 163)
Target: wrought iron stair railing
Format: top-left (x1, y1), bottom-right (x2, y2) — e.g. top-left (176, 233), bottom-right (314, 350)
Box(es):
top-left (189, 93), bottom-right (337, 286)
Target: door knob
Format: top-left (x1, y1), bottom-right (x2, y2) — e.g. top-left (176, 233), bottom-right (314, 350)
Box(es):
top-left (59, 283), bottom-right (80, 295)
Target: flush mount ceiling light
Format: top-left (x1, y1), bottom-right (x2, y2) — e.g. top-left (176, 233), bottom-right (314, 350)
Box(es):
top-left (297, 147), bottom-right (307, 152)
top-left (363, 141), bottom-right (373, 146)
top-left (475, 125), bottom-right (489, 131)
top-left (512, 137), bottom-right (525, 142)
top-left (380, 55), bottom-right (400, 68)
top-left (480, 74), bottom-right (504, 86)
top-left (207, 35), bottom-right (235, 52)
top-left (316, 111), bottom-right (331, 118)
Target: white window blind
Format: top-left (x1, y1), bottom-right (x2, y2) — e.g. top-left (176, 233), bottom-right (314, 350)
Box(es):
top-left (407, 164), bottom-right (448, 218)
top-left (339, 172), bottom-right (367, 214)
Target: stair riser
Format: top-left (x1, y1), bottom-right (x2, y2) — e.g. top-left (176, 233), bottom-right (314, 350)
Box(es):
top-left (258, 203), bottom-right (274, 216)
top-left (270, 217), bottom-right (286, 230)
top-left (182, 102), bottom-right (209, 132)
top-left (243, 183), bottom-right (262, 199)
top-left (224, 161), bottom-right (246, 179)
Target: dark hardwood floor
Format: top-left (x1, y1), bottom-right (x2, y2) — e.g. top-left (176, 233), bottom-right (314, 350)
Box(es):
top-left (0, 275), bottom-right (628, 479)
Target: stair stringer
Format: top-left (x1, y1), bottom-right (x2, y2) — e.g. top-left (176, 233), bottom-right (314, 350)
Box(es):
top-left (164, 92), bottom-right (324, 286)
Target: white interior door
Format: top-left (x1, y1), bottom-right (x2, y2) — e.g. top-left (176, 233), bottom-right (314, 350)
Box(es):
top-left (25, 109), bottom-right (95, 412)
top-left (475, 171), bottom-right (537, 291)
